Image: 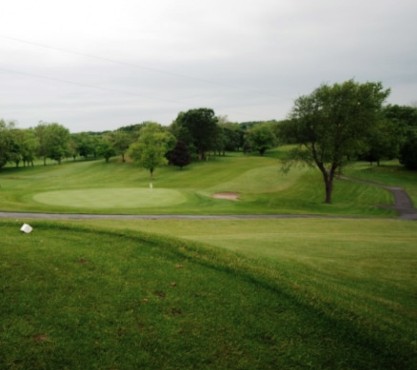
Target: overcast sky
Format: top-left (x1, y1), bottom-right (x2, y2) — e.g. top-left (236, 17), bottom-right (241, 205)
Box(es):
top-left (0, 0), bottom-right (416, 132)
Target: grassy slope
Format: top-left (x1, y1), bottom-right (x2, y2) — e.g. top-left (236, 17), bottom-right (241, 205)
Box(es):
top-left (0, 153), bottom-right (395, 216)
top-left (77, 217), bottom-right (417, 345)
top-left (1, 154), bottom-right (417, 368)
top-left (1, 220), bottom-right (416, 369)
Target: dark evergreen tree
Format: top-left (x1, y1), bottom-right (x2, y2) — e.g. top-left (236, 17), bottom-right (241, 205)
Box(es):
top-left (172, 108), bottom-right (218, 160)
top-left (167, 140), bottom-right (191, 169)
top-left (399, 134), bottom-right (417, 170)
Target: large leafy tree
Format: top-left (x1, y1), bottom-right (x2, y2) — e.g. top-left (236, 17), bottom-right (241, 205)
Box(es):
top-left (220, 122), bottom-right (244, 152)
top-left (97, 135), bottom-right (116, 163)
top-left (109, 130), bottom-right (133, 162)
top-left (0, 123), bottom-right (39, 169)
top-left (399, 133), bottom-right (417, 170)
top-left (383, 104), bottom-right (417, 169)
top-left (128, 123), bottom-right (176, 178)
top-left (20, 129), bottom-right (39, 167)
top-left (0, 119), bottom-right (15, 169)
top-left (172, 108), bottom-right (218, 160)
top-left (35, 122), bottom-right (70, 165)
top-left (70, 132), bottom-right (98, 159)
top-left (383, 104), bottom-right (417, 139)
top-left (8, 128), bottom-right (25, 168)
top-left (286, 80), bottom-right (390, 203)
top-left (359, 118), bottom-right (399, 166)
top-left (244, 122), bottom-right (277, 156)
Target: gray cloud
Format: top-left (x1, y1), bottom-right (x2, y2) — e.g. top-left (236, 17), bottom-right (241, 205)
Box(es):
top-left (0, 0), bottom-right (416, 132)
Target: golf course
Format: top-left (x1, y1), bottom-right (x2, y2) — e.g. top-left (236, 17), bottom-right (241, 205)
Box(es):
top-left (1, 152), bottom-right (417, 369)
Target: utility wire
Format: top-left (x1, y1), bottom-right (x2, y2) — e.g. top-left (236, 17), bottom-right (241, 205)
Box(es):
top-left (0, 35), bottom-right (282, 121)
top-left (0, 35), bottom-right (281, 100)
top-left (0, 65), bottom-right (183, 105)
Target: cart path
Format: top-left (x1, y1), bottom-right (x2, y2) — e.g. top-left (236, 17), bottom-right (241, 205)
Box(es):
top-left (339, 176), bottom-right (417, 220)
top-left (0, 177), bottom-right (416, 220)
top-left (0, 212), bottom-right (365, 220)
top-left (386, 187), bottom-right (417, 219)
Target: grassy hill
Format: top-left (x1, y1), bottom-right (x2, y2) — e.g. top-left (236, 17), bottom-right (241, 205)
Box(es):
top-left (0, 152), bottom-right (398, 216)
top-left (1, 220), bottom-right (416, 369)
top-left (1, 152), bottom-right (417, 369)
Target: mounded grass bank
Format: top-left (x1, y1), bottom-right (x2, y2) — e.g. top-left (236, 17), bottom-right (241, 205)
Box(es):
top-left (1, 220), bottom-right (416, 369)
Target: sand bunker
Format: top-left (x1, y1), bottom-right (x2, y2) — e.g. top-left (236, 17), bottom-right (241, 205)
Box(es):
top-left (212, 192), bottom-right (239, 201)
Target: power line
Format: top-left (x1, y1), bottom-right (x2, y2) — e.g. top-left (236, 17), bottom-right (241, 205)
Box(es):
top-left (0, 65), bottom-right (185, 105)
top-left (0, 35), bottom-right (281, 100)
top-left (0, 35), bottom-right (285, 122)
top-left (0, 65), bottom-right (267, 121)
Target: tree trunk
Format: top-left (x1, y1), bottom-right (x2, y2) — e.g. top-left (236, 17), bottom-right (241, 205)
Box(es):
top-left (199, 150), bottom-right (206, 161)
top-left (324, 176), bottom-right (333, 204)
top-left (319, 165), bottom-right (336, 204)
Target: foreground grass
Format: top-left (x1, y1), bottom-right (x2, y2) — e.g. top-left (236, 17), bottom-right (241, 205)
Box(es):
top-left (0, 154), bottom-right (395, 216)
top-left (2, 219), bottom-right (416, 369)
top-left (80, 217), bottom-right (417, 333)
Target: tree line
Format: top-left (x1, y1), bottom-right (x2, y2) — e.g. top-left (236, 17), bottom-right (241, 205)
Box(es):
top-left (1, 80), bottom-right (416, 203)
top-left (0, 109), bottom-right (280, 173)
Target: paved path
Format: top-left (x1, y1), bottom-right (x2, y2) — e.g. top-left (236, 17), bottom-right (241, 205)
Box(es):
top-left (384, 186), bottom-right (417, 220)
top-left (0, 212), bottom-right (357, 220)
top-left (339, 176), bottom-right (417, 220)
top-left (0, 177), bottom-right (415, 221)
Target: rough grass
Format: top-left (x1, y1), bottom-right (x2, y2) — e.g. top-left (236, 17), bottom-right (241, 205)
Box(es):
top-left (1, 220), bottom-right (416, 369)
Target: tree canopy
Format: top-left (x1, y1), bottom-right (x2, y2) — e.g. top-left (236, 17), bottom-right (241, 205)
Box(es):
top-left (286, 80), bottom-right (390, 203)
top-left (244, 122), bottom-right (277, 156)
top-left (128, 123), bottom-right (176, 178)
top-left (35, 122), bottom-right (70, 165)
top-left (0, 120), bottom-right (15, 169)
top-left (172, 108), bottom-right (218, 160)
top-left (167, 140), bottom-right (192, 169)
top-left (399, 133), bottom-right (417, 170)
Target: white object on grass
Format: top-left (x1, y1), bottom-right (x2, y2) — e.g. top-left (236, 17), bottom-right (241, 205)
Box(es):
top-left (20, 223), bottom-right (33, 233)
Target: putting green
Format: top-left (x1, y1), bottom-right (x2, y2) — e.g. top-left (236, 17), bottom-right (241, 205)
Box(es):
top-left (33, 188), bottom-right (186, 208)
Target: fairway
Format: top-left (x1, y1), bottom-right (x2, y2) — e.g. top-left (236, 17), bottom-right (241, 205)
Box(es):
top-left (33, 188), bottom-right (186, 208)
top-left (0, 155), bottom-right (401, 215)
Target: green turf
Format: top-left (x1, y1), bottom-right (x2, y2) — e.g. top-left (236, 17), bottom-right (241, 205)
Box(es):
top-left (1, 154), bottom-right (417, 369)
top-left (346, 160), bottom-right (417, 205)
top-left (33, 188), bottom-right (186, 208)
top-left (0, 153), bottom-right (397, 216)
top-left (1, 220), bottom-right (416, 369)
